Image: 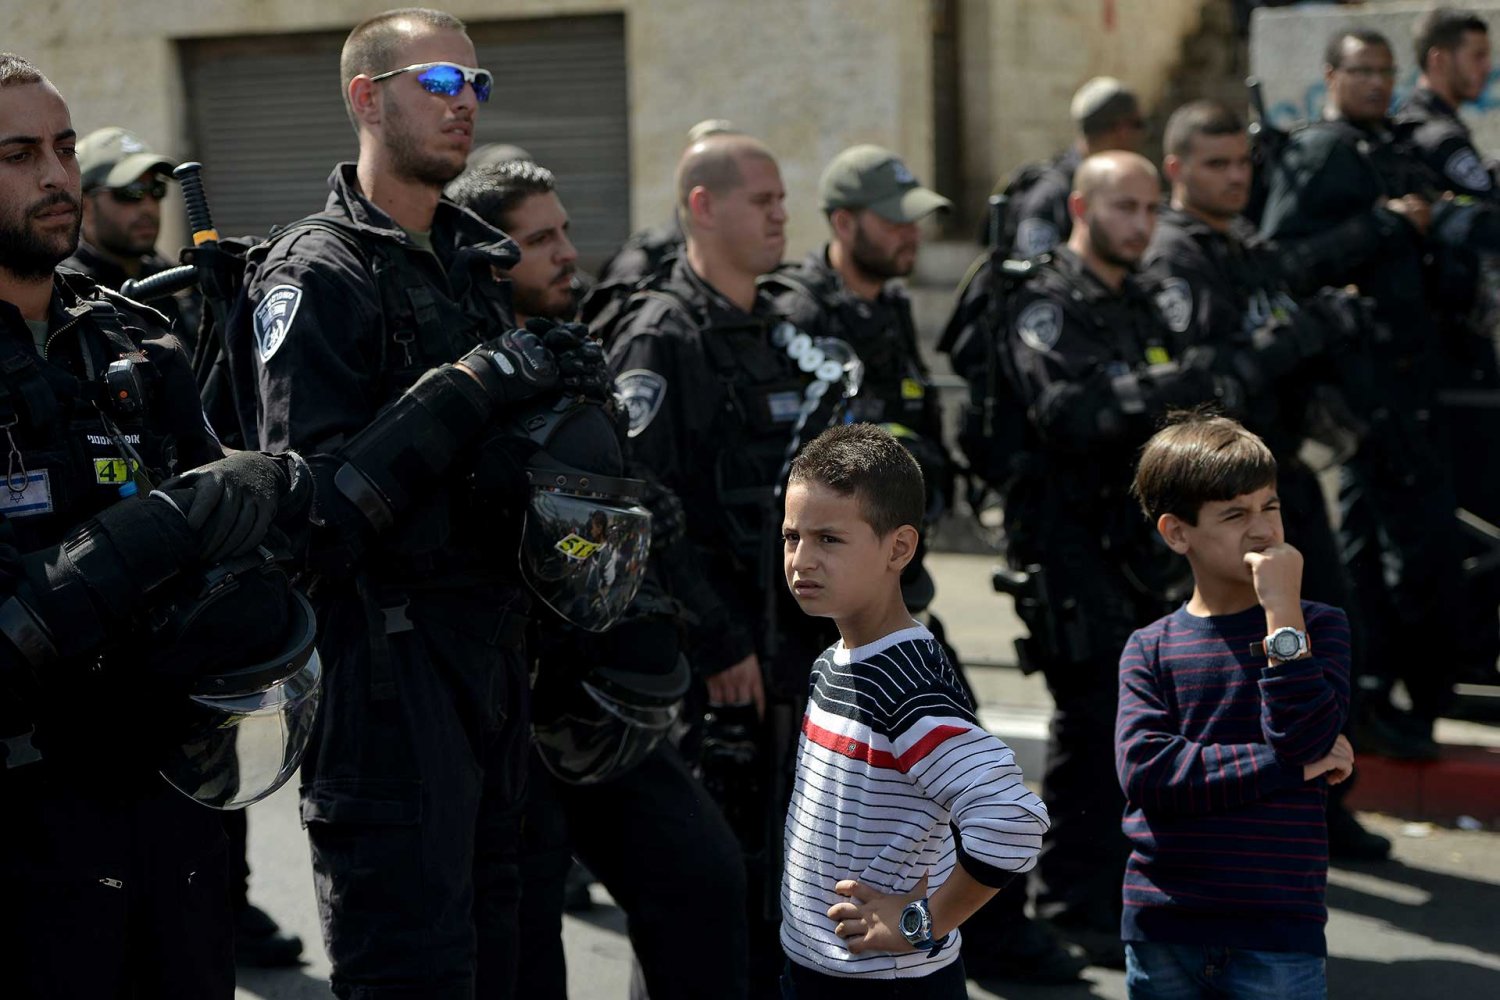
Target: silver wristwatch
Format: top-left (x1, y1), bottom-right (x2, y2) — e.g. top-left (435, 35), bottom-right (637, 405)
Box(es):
top-left (899, 897), bottom-right (937, 950)
top-left (1257, 626), bottom-right (1309, 662)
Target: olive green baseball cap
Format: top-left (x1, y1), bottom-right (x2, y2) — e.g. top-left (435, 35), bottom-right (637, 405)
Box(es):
top-left (77, 127), bottom-right (175, 192)
top-left (818, 145), bottom-right (951, 223)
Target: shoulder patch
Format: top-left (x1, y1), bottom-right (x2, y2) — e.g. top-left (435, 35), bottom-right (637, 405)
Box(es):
top-left (615, 368), bottom-right (667, 438)
top-left (1444, 147), bottom-right (1492, 192)
top-left (253, 284), bottom-right (302, 364)
top-left (1015, 218), bottom-right (1061, 257)
top-left (1153, 277), bottom-right (1194, 335)
top-left (1015, 300), bottom-right (1064, 353)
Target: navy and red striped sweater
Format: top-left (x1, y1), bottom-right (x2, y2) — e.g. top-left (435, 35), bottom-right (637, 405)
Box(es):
top-left (1115, 600), bottom-right (1350, 956)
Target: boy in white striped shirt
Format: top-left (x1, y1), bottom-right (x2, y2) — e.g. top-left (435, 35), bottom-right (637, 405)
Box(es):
top-left (779, 423), bottom-right (1050, 997)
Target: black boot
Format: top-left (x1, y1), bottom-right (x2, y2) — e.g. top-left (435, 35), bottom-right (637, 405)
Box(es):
top-left (234, 903), bottom-right (304, 968)
top-left (1327, 804), bottom-right (1391, 862)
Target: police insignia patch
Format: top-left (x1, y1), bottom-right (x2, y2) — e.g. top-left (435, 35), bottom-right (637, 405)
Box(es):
top-left (615, 369), bottom-right (667, 438)
top-left (1445, 148), bottom-right (1492, 192)
top-left (253, 285), bottom-right (302, 363)
top-left (1154, 277), bottom-right (1193, 335)
top-left (1016, 218), bottom-right (1060, 257)
top-left (1016, 300), bottom-right (1063, 353)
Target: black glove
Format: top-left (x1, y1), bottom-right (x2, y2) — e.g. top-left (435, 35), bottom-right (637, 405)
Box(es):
top-left (157, 451), bottom-right (291, 563)
top-left (527, 318), bottom-right (612, 401)
top-left (456, 327), bottom-right (559, 410)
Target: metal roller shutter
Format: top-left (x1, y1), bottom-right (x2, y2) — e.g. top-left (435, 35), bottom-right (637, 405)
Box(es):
top-left (179, 14), bottom-right (628, 269)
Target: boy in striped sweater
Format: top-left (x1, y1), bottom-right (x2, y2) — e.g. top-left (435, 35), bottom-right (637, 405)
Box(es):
top-left (1116, 414), bottom-right (1354, 1000)
top-left (778, 423), bottom-right (1050, 997)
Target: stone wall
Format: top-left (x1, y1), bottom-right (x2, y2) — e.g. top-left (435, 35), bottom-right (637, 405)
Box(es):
top-left (957, 0), bottom-right (1208, 213)
top-left (4, 0), bottom-right (931, 259)
top-left (1251, 0), bottom-right (1500, 152)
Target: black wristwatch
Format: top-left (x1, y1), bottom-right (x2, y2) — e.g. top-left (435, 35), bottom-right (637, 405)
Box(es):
top-left (1251, 626), bottom-right (1309, 663)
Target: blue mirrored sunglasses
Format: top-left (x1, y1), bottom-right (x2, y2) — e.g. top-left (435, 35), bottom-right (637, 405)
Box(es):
top-left (370, 61), bottom-right (493, 103)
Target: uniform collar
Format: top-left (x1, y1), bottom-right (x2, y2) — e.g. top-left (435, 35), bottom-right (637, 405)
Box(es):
top-left (1052, 245), bottom-right (1140, 302)
top-left (672, 254), bottom-right (772, 321)
top-left (324, 162), bottom-right (520, 270)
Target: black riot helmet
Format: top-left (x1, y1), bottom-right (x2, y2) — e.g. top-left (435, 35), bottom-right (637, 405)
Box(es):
top-left (150, 547), bottom-right (322, 810)
top-left (531, 590), bottom-right (690, 785)
top-left (506, 396), bottom-right (652, 633)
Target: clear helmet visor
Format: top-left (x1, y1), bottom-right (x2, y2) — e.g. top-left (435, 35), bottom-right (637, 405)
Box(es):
top-left (519, 488), bottom-right (651, 632)
top-left (157, 592), bottom-right (322, 810)
top-left (533, 662), bottom-right (688, 785)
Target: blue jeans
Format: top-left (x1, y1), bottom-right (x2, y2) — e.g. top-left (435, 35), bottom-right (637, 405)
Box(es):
top-left (1125, 942), bottom-right (1326, 1000)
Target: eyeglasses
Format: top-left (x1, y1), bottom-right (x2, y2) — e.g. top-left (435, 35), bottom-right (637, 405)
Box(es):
top-left (97, 179), bottom-right (169, 203)
top-left (1338, 65), bottom-right (1398, 81)
top-left (370, 61), bottom-right (493, 103)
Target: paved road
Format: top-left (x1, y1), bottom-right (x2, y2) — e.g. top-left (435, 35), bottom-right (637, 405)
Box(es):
top-left (234, 553), bottom-right (1500, 999)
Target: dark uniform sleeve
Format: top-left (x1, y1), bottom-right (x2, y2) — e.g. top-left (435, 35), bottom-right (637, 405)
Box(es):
top-left (246, 230), bottom-right (385, 453)
top-left (1011, 175), bottom-right (1071, 258)
top-left (1139, 236), bottom-right (1215, 347)
top-left (1007, 287), bottom-right (1220, 455)
top-left (1259, 130), bottom-right (1414, 294)
top-left (608, 304), bottom-right (756, 674)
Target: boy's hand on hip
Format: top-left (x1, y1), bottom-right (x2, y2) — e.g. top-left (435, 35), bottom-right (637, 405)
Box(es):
top-left (1244, 543), bottom-right (1304, 613)
top-left (826, 873), bottom-right (928, 955)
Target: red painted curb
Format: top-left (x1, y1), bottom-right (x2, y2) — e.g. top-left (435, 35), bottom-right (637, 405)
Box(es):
top-left (1344, 744), bottom-right (1500, 824)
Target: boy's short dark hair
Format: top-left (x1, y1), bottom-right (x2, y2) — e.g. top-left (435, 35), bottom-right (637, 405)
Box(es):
top-left (1132, 412), bottom-right (1277, 526)
top-left (788, 423), bottom-right (924, 538)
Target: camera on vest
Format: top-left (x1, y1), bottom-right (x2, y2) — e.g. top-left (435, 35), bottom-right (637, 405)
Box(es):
top-left (105, 357), bottom-right (154, 417)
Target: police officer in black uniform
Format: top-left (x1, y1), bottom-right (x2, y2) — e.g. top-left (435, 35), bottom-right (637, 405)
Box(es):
top-left (762, 144), bottom-right (955, 623)
top-left (604, 132), bottom-right (839, 1000)
top-left (448, 158), bottom-right (749, 1000)
top-left (946, 152), bottom-right (1239, 969)
top-left (0, 54), bottom-right (310, 998)
top-left (1396, 7), bottom-right (1500, 688)
top-left (60, 122), bottom-right (301, 968)
top-left (1260, 28), bottom-right (1462, 756)
top-left (1142, 98), bottom-right (1392, 861)
top-left (234, 10), bottom-right (610, 998)
top-left (62, 127), bottom-right (201, 349)
top-left (998, 77), bottom-right (1146, 258)
top-left (593, 118), bottom-right (741, 294)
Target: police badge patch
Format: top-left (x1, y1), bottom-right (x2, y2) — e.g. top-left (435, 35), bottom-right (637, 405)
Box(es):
top-left (615, 369), bottom-right (667, 438)
top-left (1016, 218), bottom-right (1060, 257)
top-left (1016, 300), bottom-right (1063, 353)
top-left (1445, 148), bottom-right (1493, 192)
top-left (253, 285), bottom-right (302, 363)
top-left (1154, 277), bottom-right (1194, 335)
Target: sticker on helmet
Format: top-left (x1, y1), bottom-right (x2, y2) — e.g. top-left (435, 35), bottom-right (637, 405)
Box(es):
top-left (1016, 300), bottom-right (1064, 353)
top-left (1016, 218), bottom-right (1060, 257)
top-left (253, 285), bottom-right (302, 364)
top-left (1445, 147), bottom-right (1492, 192)
top-left (555, 533), bottom-right (603, 561)
top-left (1153, 277), bottom-right (1193, 335)
top-left (615, 369), bottom-right (667, 439)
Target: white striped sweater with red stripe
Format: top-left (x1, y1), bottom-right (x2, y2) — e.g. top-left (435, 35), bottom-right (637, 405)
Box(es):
top-left (779, 623), bottom-right (1049, 979)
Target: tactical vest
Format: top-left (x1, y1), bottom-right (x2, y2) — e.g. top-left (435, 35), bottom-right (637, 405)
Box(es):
top-left (1, 279), bottom-right (198, 774)
top-left (762, 266), bottom-right (932, 431)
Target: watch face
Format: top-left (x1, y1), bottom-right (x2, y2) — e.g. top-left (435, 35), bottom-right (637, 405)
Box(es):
top-left (900, 907), bottom-right (922, 935)
top-left (1270, 630), bottom-right (1302, 658)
